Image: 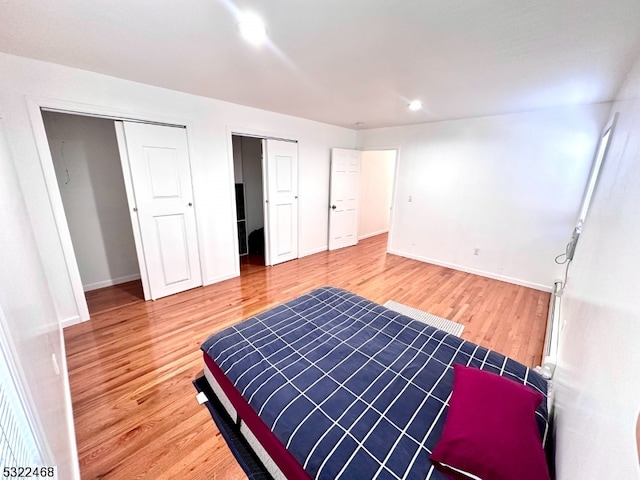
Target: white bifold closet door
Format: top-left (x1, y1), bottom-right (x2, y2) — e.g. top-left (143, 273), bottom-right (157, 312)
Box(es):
top-left (328, 148), bottom-right (362, 250)
top-left (263, 138), bottom-right (299, 266)
top-left (115, 121), bottom-right (202, 300)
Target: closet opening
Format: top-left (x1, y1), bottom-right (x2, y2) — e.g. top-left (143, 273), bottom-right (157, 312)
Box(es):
top-left (41, 111), bottom-right (144, 313)
top-left (232, 135), bottom-right (266, 272)
top-left (231, 133), bottom-right (300, 272)
top-left (39, 109), bottom-right (203, 320)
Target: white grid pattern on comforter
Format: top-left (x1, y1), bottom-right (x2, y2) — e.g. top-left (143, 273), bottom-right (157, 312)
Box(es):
top-left (202, 286), bottom-right (548, 480)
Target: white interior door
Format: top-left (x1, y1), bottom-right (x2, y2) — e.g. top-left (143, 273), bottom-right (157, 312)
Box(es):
top-left (263, 139), bottom-right (298, 266)
top-left (329, 148), bottom-right (361, 250)
top-left (116, 122), bottom-right (202, 300)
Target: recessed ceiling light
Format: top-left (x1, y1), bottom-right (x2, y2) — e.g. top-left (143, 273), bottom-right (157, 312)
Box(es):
top-left (238, 12), bottom-right (267, 45)
top-left (408, 100), bottom-right (423, 111)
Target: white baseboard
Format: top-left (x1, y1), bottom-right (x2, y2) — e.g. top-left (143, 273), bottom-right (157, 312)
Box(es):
top-left (299, 246), bottom-right (328, 257)
top-left (359, 229), bottom-right (389, 240)
top-left (83, 273), bottom-right (141, 292)
top-left (61, 315), bottom-right (83, 329)
top-left (204, 271), bottom-right (239, 286)
top-left (387, 248), bottom-right (552, 292)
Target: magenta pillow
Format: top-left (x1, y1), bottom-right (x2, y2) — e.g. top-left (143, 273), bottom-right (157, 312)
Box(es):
top-left (430, 364), bottom-right (550, 480)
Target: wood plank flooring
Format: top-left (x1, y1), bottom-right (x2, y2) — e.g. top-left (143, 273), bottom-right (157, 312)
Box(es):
top-left (66, 234), bottom-right (549, 479)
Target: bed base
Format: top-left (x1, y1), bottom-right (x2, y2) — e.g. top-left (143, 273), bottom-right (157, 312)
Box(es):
top-left (193, 372), bottom-right (274, 480)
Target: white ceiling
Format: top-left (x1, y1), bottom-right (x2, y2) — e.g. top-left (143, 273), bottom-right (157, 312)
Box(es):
top-left (1, 1), bottom-right (640, 129)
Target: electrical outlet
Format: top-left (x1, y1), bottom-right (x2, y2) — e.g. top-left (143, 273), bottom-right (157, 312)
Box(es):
top-left (474, 248), bottom-right (480, 256)
top-left (408, 195), bottom-right (413, 202)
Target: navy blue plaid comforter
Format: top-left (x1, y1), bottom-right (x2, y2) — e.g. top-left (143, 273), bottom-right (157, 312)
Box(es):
top-left (202, 286), bottom-right (549, 480)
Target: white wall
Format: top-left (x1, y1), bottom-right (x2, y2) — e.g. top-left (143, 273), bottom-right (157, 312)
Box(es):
top-left (0, 52), bottom-right (356, 325)
top-left (554, 52), bottom-right (640, 479)
top-left (359, 150), bottom-right (396, 239)
top-left (42, 112), bottom-right (139, 291)
top-left (0, 117), bottom-right (79, 478)
top-left (240, 136), bottom-right (265, 236)
top-left (357, 104), bottom-right (611, 290)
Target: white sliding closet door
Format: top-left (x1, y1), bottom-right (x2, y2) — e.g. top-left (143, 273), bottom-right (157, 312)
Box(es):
top-left (116, 122), bottom-right (202, 300)
top-left (263, 139), bottom-right (299, 266)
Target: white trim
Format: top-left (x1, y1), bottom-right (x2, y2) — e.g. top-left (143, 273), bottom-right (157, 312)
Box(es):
top-left (203, 271), bottom-right (239, 287)
top-left (29, 96), bottom-right (192, 128)
top-left (358, 229), bottom-right (389, 240)
top-left (56, 328), bottom-right (81, 480)
top-left (299, 245), bottom-right (329, 257)
top-left (385, 147), bottom-right (401, 254)
top-left (227, 125), bottom-right (299, 146)
top-left (225, 129), bottom-right (242, 274)
top-left (82, 273), bottom-right (142, 292)
top-left (261, 138), bottom-right (272, 266)
top-left (61, 316), bottom-right (82, 329)
top-left (26, 99), bottom-right (90, 322)
top-left (387, 248), bottom-right (553, 292)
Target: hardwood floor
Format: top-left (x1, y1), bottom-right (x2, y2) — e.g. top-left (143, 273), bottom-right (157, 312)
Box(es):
top-left (66, 234), bottom-right (549, 479)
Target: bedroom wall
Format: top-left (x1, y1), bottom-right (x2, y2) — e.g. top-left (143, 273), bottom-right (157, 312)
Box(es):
top-left (356, 104), bottom-right (611, 290)
top-left (41, 112), bottom-right (140, 291)
top-left (359, 150), bottom-right (396, 239)
top-left (0, 52), bottom-right (356, 325)
top-left (0, 117), bottom-right (79, 478)
top-left (553, 52), bottom-right (640, 479)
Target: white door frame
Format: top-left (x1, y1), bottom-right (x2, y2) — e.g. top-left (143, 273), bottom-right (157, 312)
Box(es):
top-left (226, 127), bottom-right (299, 270)
top-left (26, 97), bottom-right (202, 323)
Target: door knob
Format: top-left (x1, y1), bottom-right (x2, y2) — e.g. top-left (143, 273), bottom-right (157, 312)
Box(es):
top-left (331, 205), bottom-right (337, 210)
top-left (188, 202), bottom-right (193, 207)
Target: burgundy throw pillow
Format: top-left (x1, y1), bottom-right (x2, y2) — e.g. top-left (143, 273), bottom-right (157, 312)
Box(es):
top-left (430, 364), bottom-right (550, 480)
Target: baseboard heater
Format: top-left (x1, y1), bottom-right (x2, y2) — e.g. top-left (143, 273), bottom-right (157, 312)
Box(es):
top-left (536, 281), bottom-right (562, 379)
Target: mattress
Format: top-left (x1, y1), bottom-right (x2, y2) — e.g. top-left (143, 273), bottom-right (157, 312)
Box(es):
top-left (201, 286), bottom-right (549, 480)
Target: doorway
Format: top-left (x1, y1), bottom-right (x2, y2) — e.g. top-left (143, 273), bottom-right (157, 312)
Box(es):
top-left (231, 134), bottom-right (300, 271)
top-left (328, 148), bottom-right (397, 251)
top-left (40, 110), bottom-right (203, 317)
top-left (42, 111), bottom-right (143, 306)
top-left (232, 135), bottom-right (266, 269)
top-left (359, 149), bottom-right (397, 240)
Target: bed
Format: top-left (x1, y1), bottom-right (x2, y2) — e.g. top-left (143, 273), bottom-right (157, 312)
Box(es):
top-left (197, 286), bottom-right (551, 480)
